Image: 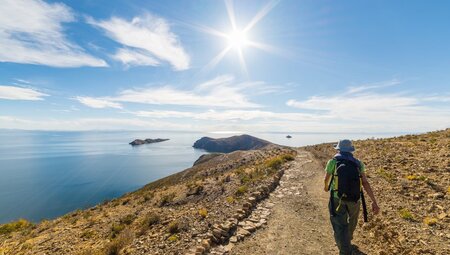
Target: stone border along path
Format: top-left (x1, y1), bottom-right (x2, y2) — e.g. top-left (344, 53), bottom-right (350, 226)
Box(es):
top-left (185, 154), bottom-right (288, 255)
top-left (226, 149), bottom-right (339, 255)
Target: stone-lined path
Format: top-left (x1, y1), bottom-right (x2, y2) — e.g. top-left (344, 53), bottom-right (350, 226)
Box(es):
top-left (228, 149), bottom-right (338, 254)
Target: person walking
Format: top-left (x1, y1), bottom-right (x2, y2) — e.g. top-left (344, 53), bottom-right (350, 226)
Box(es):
top-left (324, 139), bottom-right (380, 255)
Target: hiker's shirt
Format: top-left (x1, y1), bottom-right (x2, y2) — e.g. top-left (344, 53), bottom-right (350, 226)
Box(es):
top-left (325, 153), bottom-right (365, 199)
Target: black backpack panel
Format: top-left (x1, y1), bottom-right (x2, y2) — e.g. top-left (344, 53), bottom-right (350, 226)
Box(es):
top-left (335, 159), bottom-right (361, 202)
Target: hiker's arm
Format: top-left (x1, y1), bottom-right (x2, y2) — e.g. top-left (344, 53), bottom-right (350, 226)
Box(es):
top-left (361, 173), bottom-right (380, 214)
top-left (324, 173), bottom-right (331, 192)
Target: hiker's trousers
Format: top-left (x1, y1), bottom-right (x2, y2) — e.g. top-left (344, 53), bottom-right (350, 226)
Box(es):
top-left (329, 198), bottom-right (360, 255)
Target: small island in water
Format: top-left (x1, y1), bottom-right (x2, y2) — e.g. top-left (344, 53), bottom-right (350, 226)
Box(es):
top-left (193, 134), bottom-right (272, 153)
top-left (129, 138), bottom-right (169, 146)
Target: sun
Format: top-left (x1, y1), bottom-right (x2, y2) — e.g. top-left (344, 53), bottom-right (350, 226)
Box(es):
top-left (227, 30), bottom-right (249, 49)
top-left (198, 0), bottom-right (280, 75)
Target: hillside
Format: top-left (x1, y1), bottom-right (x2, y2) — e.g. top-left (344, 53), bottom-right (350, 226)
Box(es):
top-left (0, 144), bottom-right (295, 255)
top-left (193, 135), bottom-right (272, 153)
top-left (305, 129), bottom-right (450, 254)
top-left (1, 130), bottom-right (448, 255)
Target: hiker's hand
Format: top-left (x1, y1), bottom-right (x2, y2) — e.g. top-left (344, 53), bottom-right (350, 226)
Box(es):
top-left (324, 186), bottom-right (328, 192)
top-left (372, 202), bottom-right (380, 215)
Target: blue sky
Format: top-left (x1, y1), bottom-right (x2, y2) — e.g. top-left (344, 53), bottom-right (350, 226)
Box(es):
top-left (0, 0), bottom-right (449, 132)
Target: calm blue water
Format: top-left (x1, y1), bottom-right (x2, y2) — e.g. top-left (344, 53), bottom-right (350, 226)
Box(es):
top-left (0, 130), bottom-right (404, 224)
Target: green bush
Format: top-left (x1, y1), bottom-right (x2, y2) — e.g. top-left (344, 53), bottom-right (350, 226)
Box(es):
top-left (168, 234), bottom-right (179, 242)
top-left (399, 208), bottom-right (414, 220)
top-left (235, 185), bottom-right (248, 196)
top-left (0, 219), bottom-right (33, 235)
top-left (266, 158), bottom-right (283, 170)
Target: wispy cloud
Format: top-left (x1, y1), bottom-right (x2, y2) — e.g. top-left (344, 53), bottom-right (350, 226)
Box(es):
top-left (0, 85), bottom-right (48, 100)
top-left (75, 96), bottom-right (123, 109)
top-left (0, 115), bottom-right (191, 131)
top-left (88, 13), bottom-right (190, 70)
top-left (112, 48), bottom-right (160, 67)
top-left (131, 109), bottom-right (327, 122)
top-left (346, 79), bottom-right (402, 94)
top-left (0, 0), bottom-right (107, 67)
top-left (286, 80), bottom-right (450, 131)
top-left (76, 75), bottom-right (265, 109)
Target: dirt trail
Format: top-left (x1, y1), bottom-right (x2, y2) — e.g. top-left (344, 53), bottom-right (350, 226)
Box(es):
top-left (230, 149), bottom-right (339, 254)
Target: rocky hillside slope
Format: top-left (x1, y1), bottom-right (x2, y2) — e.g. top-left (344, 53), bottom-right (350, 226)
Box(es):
top-left (305, 129), bottom-right (450, 255)
top-left (0, 144), bottom-right (295, 255)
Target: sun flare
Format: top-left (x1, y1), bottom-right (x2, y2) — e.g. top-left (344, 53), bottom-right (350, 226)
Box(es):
top-left (227, 30), bottom-right (249, 49)
top-left (199, 0), bottom-right (280, 75)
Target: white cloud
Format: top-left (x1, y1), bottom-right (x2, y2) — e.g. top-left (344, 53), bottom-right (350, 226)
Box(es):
top-left (286, 81), bottom-right (450, 132)
top-left (0, 115), bottom-right (192, 131)
top-left (0, 0), bottom-right (106, 67)
top-left (75, 96), bottom-right (122, 109)
top-left (346, 79), bottom-right (401, 94)
top-left (132, 109), bottom-right (327, 122)
top-left (112, 48), bottom-right (160, 67)
top-left (0, 85), bottom-right (48, 100)
top-left (76, 75), bottom-right (262, 108)
top-left (88, 13), bottom-right (189, 70)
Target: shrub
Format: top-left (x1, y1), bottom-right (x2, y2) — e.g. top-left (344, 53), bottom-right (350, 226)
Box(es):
top-left (80, 230), bottom-right (95, 239)
top-left (266, 158), bottom-right (283, 170)
top-left (423, 217), bottom-right (437, 226)
top-left (143, 212), bottom-right (160, 227)
top-left (281, 154), bottom-right (295, 161)
top-left (398, 209), bottom-right (414, 220)
top-left (159, 193), bottom-right (175, 206)
top-left (198, 208), bottom-right (208, 219)
top-left (186, 182), bottom-right (204, 196)
top-left (143, 192), bottom-right (154, 202)
top-left (0, 219), bottom-right (33, 235)
top-left (168, 234), bottom-right (179, 242)
top-left (423, 217), bottom-right (438, 226)
top-left (377, 168), bottom-right (395, 181)
top-left (406, 175), bottom-right (426, 181)
top-left (226, 196), bottom-right (235, 203)
top-left (103, 228), bottom-right (134, 255)
top-left (120, 214), bottom-right (136, 225)
top-left (168, 221), bottom-right (179, 234)
top-left (240, 175), bottom-right (251, 184)
top-left (111, 223), bottom-right (125, 238)
top-left (235, 185), bottom-right (248, 196)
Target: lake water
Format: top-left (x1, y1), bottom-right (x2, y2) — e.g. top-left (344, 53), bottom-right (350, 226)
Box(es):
top-left (0, 130), bottom-right (405, 224)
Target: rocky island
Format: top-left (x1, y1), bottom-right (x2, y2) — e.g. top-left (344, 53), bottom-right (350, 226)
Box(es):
top-left (193, 134), bottom-right (272, 153)
top-left (129, 138), bottom-right (169, 146)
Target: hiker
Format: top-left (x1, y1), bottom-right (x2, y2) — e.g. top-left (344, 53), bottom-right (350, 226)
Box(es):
top-left (324, 139), bottom-right (380, 255)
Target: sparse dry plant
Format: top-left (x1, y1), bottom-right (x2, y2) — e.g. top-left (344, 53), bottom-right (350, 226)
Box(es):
top-left (198, 208), bottom-right (208, 218)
